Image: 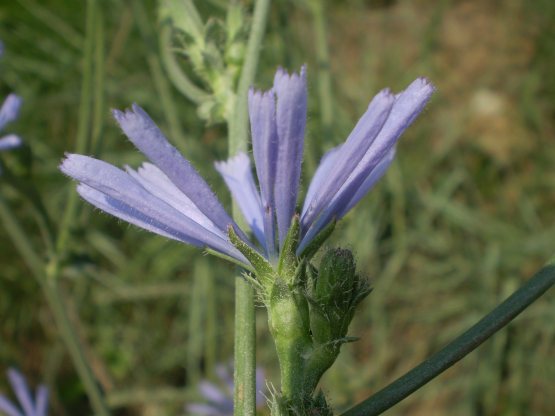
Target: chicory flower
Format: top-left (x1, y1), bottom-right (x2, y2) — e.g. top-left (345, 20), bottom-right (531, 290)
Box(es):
top-left (0, 368), bottom-right (49, 416)
top-left (60, 67), bottom-right (433, 269)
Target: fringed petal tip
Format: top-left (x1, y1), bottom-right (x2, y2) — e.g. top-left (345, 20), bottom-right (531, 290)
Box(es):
top-left (273, 65), bottom-right (307, 91)
top-left (214, 152), bottom-right (250, 174)
top-left (112, 103), bottom-right (142, 126)
top-left (408, 77), bottom-right (436, 98)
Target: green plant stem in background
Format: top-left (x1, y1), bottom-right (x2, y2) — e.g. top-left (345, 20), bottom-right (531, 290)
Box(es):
top-left (56, 0), bottom-right (96, 254)
top-left (133, 1), bottom-right (189, 147)
top-left (227, 1), bottom-right (271, 415)
top-left (228, 0), bottom-right (271, 155)
top-left (159, 25), bottom-right (209, 104)
top-left (308, 0), bottom-right (333, 130)
top-left (44, 0), bottom-right (110, 414)
top-left (341, 260), bottom-right (555, 416)
top-left (0, 196), bottom-right (110, 416)
top-left (300, 0), bottom-right (333, 175)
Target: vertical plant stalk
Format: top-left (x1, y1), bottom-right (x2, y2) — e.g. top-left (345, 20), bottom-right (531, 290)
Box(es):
top-left (46, 1), bottom-right (110, 414)
top-left (132, 1), bottom-right (189, 147)
top-left (304, 0), bottom-right (333, 174)
top-left (228, 1), bottom-right (271, 415)
top-left (341, 260), bottom-right (555, 416)
top-left (309, 0), bottom-right (333, 129)
top-left (0, 196), bottom-right (110, 416)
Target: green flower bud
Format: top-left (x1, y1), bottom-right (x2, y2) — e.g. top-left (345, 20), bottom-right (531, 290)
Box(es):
top-left (314, 248), bottom-right (356, 306)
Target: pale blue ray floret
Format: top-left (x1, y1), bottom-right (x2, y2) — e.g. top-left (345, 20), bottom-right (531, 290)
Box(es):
top-left (0, 368), bottom-right (49, 416)
top-left (0, 40), bottom-right (23, 161)
top-left (0, 94), bottom-right (23, 155)
top-left (185, 364), bottom-right (265, 416)
top-left (60, 67), bottom-right (434, 269)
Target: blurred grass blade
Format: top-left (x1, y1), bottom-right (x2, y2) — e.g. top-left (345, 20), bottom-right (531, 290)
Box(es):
top-left (341, 259), bottom-right (555, 416)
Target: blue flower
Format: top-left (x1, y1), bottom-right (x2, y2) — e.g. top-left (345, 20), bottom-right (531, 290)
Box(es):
top-left (0, 39), bottom-right (23, 172)
top-left (60, 67), bottom-right (433, 267)
top-left (0, 368), bottom-right (49, 416)
top-left (185, 364), bottom-right (265, 416)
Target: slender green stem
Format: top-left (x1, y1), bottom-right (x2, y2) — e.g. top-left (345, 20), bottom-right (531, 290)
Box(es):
top-left (159, 25), bottom-right (209, 104)
top-left (341, 260), bottom-right (555, 416)
top-left (42, 278), bottom-right (110, 416)
top-left (132, 1), bottom-right (189, 147)
top-left (44, 1), bottom-right (111, 413)
top-left (304, 0), bottom-right (333, 175)
top-left (56, 0), bottom-right (96, 254)
top-left (0, 195), bottom-right (43, 279)
top-left (233, 278), bottom-right (257, 416)
top-left (0, 195), bottom-right (110, 416)
top-left (228, 1), bottom-right (271, 414)
top-left (309, 0), bottom-right (333, 129)
top-left (228, 0), bottom-right (271, 155)
top-left (91, 5), bottom-right (105, 153)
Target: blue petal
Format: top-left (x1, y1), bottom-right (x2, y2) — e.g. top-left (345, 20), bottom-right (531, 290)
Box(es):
top-left (273, 67), bottom-right (307, 247)
top-left (34, 386), bottom-right (48, 416)
top-left (126, 162), bottom-right (223, 237)
top-left (0, 395), bottom-right (22, 416)
top-left (337, 148), bottom-right (396, 217)
top-left (298, 148), bottom-right (395, 253)
top-left (0, 94), bottom-right (22, 131)
top-left (301, 89), bottom-right (394, 228)
top-left (0, 134), bottom-right (22, 152)
top-left (301, 145), bottom-right (342, 217)
top-left (112, 104), bottom-right (236, 236)
top-left (214, 153), bottom-right (266, 251)
top-left (6, 369), bottom-right (34, 416)
top-left (301, 78), bottom-right (433, 241)
top-left (249, 88), bottom-right (278, 256)
top-left (61, 154), bottom-right (247, 263)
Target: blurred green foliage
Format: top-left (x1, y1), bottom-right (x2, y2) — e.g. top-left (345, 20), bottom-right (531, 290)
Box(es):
top-left (0, 0), bottom-right (554, 415)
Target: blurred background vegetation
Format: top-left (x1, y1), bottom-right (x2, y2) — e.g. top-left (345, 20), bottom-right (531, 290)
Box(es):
top-left (0, 0), bottom-right (554, 415)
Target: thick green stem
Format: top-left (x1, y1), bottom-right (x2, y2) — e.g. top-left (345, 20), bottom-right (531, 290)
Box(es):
top-left (228, 1), bottom-right (271, 414)
top-left (341, 260), bottom-right (555, 416)
top-left (268, 281), bottom-right (312, 401)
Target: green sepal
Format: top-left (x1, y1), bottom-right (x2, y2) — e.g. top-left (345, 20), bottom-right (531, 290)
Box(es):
top-left (278, 214), bottom-right (300, 281)
top-left (204, 248), bottom-right (255, 273)
top-left (227, 225), bottom-right (274, 292)
top-left (298, 218), bottom-right (336, 260)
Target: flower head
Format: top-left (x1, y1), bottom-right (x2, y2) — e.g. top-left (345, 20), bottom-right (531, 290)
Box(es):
top-left (185, 364), bottom-right (265, 416)
top-left (60, 67), bottom-right (433, 270)
top-left (0, 368), bottom-right (49, 416)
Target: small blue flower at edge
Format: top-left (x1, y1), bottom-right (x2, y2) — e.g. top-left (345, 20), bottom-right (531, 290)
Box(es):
top-left (0, 368), bottom-right (49, 416)
top-left (185, 364), bottom-right (265, 416)
top-left (60, 67), bottom-right (434, 268)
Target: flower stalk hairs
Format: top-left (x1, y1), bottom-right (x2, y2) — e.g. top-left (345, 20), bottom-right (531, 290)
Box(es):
top-left (60, 67), bottom-right (433, 414)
